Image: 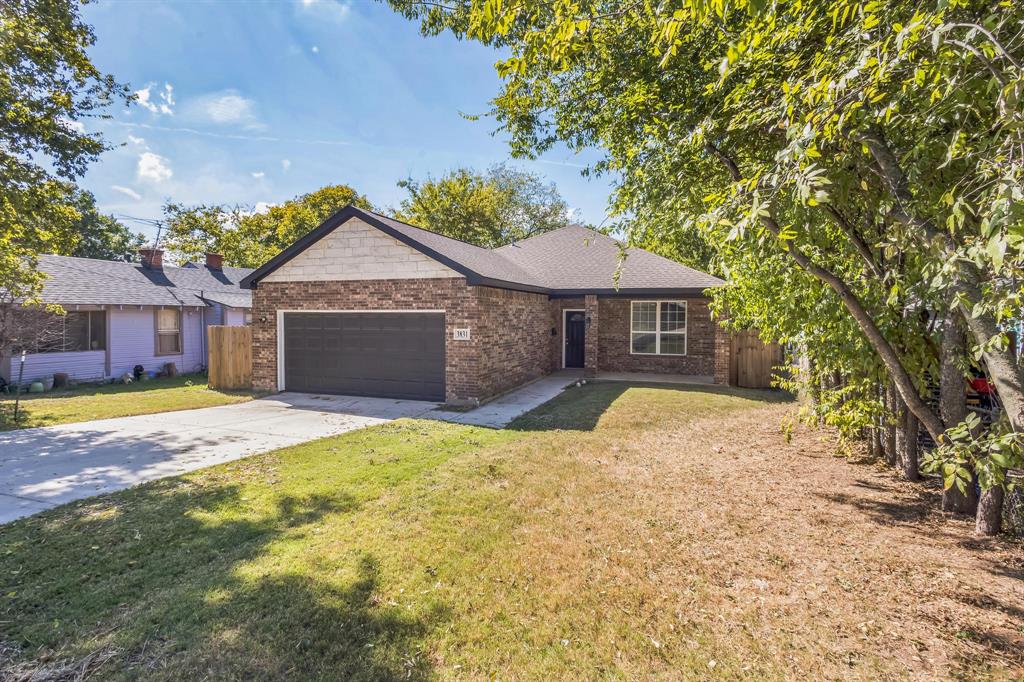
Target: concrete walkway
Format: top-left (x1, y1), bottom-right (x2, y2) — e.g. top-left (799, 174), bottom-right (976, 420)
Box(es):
top-left (0, 374), bottom-right (575, 524)
top-left (430, 372), bottom-right (579, 427)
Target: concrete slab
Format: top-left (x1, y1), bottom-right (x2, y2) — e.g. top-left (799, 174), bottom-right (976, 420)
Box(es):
top-left (594, 371), bottom-right (714, 385)
top-left (431, 372), bottom-right (579, 428)
top-left (0, 377), bottom-right (577, 524)
top-left (0, 395), bottom-right (437, 524)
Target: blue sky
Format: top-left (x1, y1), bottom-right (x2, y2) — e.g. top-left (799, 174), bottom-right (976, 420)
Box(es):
top-left (78, 0), bottom-right (616, 243)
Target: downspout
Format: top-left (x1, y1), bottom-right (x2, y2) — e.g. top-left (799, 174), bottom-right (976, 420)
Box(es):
top-left (201, 290), bottom-right (207, 371)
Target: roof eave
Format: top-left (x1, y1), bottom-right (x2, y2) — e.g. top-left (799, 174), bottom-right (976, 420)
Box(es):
top-left (547, 286), bottom-right (720, 298)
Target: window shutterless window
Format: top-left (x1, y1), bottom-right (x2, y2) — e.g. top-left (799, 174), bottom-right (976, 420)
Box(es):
top-left (35, 311), bottom-right (106, 353)
top-left (156, 308), bottom-right (182, 355)
top-left (630, 301), bottom-right (686, 355)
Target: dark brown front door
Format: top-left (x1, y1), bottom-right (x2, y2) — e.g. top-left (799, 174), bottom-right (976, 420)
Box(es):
top-left (283, 312), bottom-right (445, 401)
top-left (564, 310), bottom-right (586, 368)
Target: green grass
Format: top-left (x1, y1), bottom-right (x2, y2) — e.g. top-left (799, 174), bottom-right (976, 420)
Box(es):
top-left (0, 374), bottom-right (257, 431)
top-left (4, 381), bottom-right (1016, 679)
top-left (0, 382), bottom-right (791, 680)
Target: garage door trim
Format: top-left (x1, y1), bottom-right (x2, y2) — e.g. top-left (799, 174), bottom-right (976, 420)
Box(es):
top-left (275, 309), bottom-right (445, 393)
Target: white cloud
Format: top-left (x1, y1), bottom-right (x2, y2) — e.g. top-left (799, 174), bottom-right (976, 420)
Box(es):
top-left (127, 134), bottom-right (146, 146)
top-left (298, 0), bottom-right (351, 23)
top-left (311, 45), bottom-right (320, 54)
top-left (185, 90), bottom-right (262, 129)
top-left (111, 185), bottom-right (142, 201)
top-left (281, 159), bottom-right (292, 172)
top-left (60, 118), bottom-right (86, 134)
top-left (135, 82), bottom-right (175, 116)
top-left (238, 201), bottom-right (275, 218)
top-left (137, 151), bottom-right (172, 183)
top-left (251, 171), bottom-right (265, 179)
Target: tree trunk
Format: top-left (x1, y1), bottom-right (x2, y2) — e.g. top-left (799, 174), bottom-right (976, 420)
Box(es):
top-left (704, 140), bottom-right (947, 439)
top-left (976, 486), bottom-right (1004, 536)
top-left (939, 313), bottom-right (977, 513)
top-left (895, 390), bottom-right (908, 471)
top-left (870, 425), bottom-right (883, 461)
top-left (884, 381), bottom-right (898, 466)
top-left (959, 301), bottom-right (1024, 432)
top-left (902, 410), bottom-right (919, 481)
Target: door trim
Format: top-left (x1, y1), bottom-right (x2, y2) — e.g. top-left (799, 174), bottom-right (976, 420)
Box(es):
top-left (562, 308), bottom-right (585, 369)
top-left (276, 309), bottom-right (446, 392)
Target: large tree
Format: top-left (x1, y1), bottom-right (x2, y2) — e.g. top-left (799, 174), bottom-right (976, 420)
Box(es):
top-left (389, 0), bottom-right (1024, 533)
top-left (162, 184), bottom-right (372, 268)
top-left (69, 190), bottom-right (145, 261)
top-left (394, 164), bottom-right (573, 247)
top-left (0, 0), bottom-right (130, 358)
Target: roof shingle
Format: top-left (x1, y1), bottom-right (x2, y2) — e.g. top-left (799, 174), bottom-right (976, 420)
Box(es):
top-left (241, 206), bottom-right (723, 296)
top-left (34, 255), bottom-right (254, 308)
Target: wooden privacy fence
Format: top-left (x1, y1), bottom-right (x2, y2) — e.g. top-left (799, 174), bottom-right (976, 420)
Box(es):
top-left (208, 325), bottom-right (252, 390)
top-left (730, 330), bottom-right (785, 389)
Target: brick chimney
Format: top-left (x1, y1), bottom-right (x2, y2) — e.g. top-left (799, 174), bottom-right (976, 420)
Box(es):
top-left (205, 252), bottom-right (224, 270)
top-left (138, 246), bottom-right (163, 269)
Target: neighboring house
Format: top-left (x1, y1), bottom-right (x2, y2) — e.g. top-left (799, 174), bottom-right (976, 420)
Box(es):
top-left (0, 250), bottom-right (253, 385)
top-left (241, 205), bottom-right (730, 405)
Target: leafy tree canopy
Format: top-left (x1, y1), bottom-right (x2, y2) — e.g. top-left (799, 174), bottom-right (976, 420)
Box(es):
top-left (69, 190), bottom-right (145, 261)
top-left (162, 184), bottom-right (372, 268)
top-left (393, 164), bottom-right (573, 247)
top-left (389, 0), bottom-right (1024, 511)
top-left (0, 0), bottom-right (130, 356)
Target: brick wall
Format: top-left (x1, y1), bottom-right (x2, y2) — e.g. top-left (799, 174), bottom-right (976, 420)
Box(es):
top-left (596, 298), bottom-right (717, 377)
top-left (473, 287), bottom-right (552, 399)
top-left (251, 279), bottom-right (550, 404)
top-left (714, 324), bottom-right (731, 384)
top-left (584, 294), bottom-right (599, 377)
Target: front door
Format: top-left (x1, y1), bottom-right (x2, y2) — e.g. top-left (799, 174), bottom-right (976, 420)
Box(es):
top-left (564, 310), bottom-right (586, 368)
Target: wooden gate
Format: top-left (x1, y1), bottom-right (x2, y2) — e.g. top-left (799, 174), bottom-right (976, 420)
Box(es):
top-left (730, 330), bottom-right (784, 389)
top-left (208, 325), bottom-right (252, 390)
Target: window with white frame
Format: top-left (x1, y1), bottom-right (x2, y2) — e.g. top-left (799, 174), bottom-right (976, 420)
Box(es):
top-left (630, 301), bottom-right (686, 355)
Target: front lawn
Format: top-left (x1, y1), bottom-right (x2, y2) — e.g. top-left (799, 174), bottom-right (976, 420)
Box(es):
top-left (1, 382), bottom-right (1021, 679)
top-left (0, 374), bottom-right (257, 431)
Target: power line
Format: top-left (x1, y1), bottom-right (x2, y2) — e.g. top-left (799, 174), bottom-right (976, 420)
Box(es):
top-left (116, 214), bottom-right (166, 248)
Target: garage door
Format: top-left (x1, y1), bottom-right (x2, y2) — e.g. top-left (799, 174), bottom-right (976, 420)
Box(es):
top-left (283, 312), bottom-right (445, 401)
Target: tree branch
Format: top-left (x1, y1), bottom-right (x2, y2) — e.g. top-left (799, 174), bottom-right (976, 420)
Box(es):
top-left (820, 204), bottom-right (884, 279)
top-left (703, 141), bottom-right (947, 440)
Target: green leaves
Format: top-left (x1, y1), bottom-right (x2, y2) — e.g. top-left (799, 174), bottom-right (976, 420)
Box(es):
top-left (394, 164), bottom-right (572, 248)
top-left (387, 0), bottom-right (1024, 450)
top-left (1, 0), bottom-right (130, 358)
top-left (161, 185), bottom-right (372, 268)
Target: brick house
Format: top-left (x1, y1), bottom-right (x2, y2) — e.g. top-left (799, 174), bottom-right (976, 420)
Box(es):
top-left (241, 205), bottom-right (730, 405)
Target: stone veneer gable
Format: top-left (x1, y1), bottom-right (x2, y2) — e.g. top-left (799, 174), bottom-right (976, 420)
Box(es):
top-left (262, 218), bottom-right (460, 283)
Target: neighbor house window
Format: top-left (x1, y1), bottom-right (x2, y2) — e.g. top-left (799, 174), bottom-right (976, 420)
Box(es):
top-left (630, 301), bottom-right (686, 355)
top-left (35, 311), bottom-right (106, 353)
top-left (156, 308), bottom-right (182, 355)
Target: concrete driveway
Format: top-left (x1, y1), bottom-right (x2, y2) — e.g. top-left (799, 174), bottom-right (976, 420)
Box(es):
top-left (0, 373), bottom-right (574, 524)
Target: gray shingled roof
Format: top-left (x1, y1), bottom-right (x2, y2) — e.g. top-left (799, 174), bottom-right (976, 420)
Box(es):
top-left (35, 254), bottom-right (254, 308)
top-left (495, 225), bottom-right (724, 292)
top-left (242, 206), bottom-right (722, 295)
top-left (366, 212), bottom-right (546, 288)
